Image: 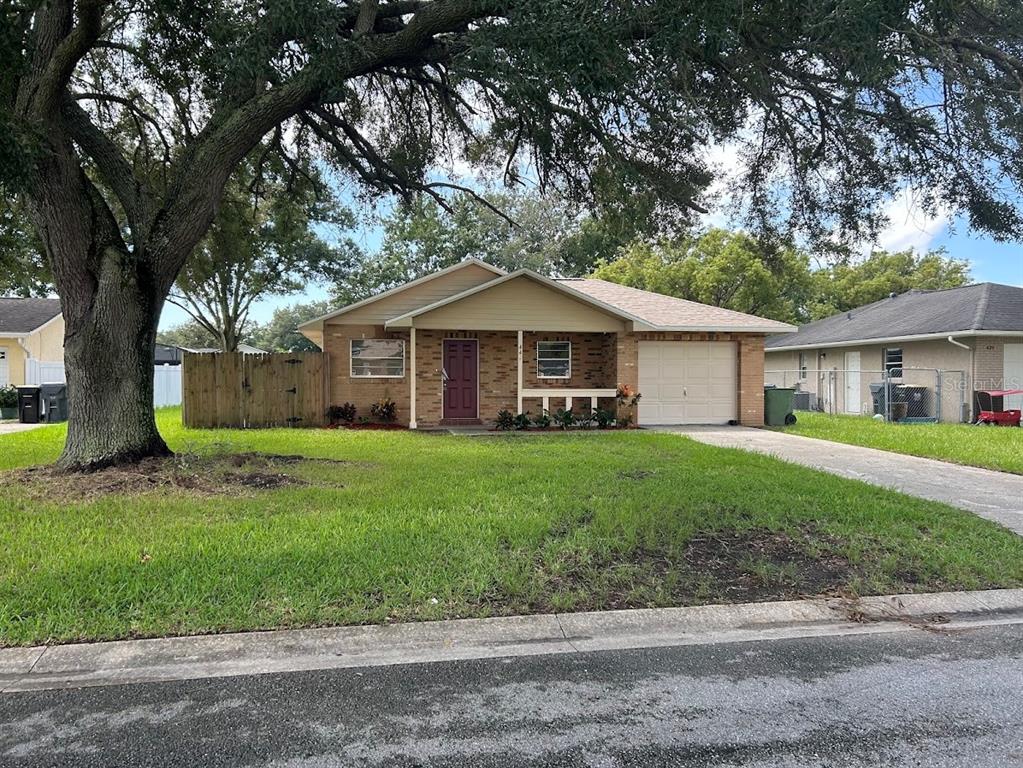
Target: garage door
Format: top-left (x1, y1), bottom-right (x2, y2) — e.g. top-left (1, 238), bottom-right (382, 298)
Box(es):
top-left (638, 341), bottom-right (737, 424)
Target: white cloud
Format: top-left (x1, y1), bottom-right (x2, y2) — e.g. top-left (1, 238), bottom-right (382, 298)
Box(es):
top-left (868, 187), bottom-right (952, 254)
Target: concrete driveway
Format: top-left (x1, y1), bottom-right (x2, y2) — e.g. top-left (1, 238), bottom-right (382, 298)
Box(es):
top-left (656, 425), bottom-right (1023, 536)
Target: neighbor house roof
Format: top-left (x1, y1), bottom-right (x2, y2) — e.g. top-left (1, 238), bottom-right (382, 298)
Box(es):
top-left (0, 297), bottom-right (62, 335)
top-left (766, 282), bottom-right (1023, 351)
top-left (557, 278), bottom-right (796, 333)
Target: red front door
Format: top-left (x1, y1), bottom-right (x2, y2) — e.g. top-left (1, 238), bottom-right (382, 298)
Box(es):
top-left (443, 339), bottom-right (478, 419)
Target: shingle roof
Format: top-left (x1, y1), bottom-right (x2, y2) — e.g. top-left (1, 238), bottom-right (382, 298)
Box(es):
top-left (556, 278), bottom-right (796, 333)
top-left (765, 282), bottom-right (1023, 349)
top-left (0, 297), bottom-right (62, 334)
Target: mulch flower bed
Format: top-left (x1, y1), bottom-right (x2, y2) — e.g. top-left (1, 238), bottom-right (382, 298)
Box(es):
top-left (324, 422), bottom-right (407, 431)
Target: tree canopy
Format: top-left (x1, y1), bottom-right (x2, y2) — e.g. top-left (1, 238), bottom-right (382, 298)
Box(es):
top-left (592, 230), bottom-right (816, 325)
top-left (5, 0), bottom-right (1023, 467)
top-left (169, 152), bottom-right (358, 351)
top-left (332, 188), bottom-right (651, 303)
top-left (592, 232), bottom-right (972, 324)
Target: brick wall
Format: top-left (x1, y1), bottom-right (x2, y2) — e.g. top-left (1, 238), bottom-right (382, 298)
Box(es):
top-left (323, 324), bottom-right (411, 423)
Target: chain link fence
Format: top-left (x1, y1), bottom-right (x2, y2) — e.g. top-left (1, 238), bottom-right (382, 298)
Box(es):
top-left (764, 367), bottom-right (968, 423)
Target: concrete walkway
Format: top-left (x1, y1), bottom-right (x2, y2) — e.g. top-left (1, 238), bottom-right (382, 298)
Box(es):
top-left (659, 425), bottom-right (1023, 535)
top-left (0, 421), bottom-right (46, 435)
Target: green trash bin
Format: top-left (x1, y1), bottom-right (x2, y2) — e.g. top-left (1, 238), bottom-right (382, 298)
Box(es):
top-left (764, 386), bottom-right (796, 426)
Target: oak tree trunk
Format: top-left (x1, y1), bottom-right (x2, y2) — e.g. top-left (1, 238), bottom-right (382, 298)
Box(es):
top-left (57, 246), bottom-right (170, 471)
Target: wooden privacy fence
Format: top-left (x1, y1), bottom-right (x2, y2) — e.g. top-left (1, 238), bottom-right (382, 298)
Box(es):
top-left (182, 352), bottom-right (326, 428)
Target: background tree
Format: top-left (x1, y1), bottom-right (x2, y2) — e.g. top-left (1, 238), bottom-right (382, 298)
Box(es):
top-left (4, 0), bottom-right (1023, 468)
top-left (0, 198), bottom-right (50, 297)
top-left (155, 322), bottom-right (218, 351)
top-left (333, 188), bottom-right (652, 304)
top-left (808, 249), bottom-right (972, 319)
top-left (592, 230), bottom-right (816, 324)
top-left (246, 301), bottom-right (335, 353)
top-left (169, 153), bottom-right (359, 352)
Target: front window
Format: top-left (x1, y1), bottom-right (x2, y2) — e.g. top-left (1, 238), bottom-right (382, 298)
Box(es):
top-left (798, 352), bottom-right (807, 381)
top-left (884, 347), bottom-right (903, 379)
top-left (537, 341), bottom-right (571, 379)
top-left (351, 339), bottom-right (405, 378)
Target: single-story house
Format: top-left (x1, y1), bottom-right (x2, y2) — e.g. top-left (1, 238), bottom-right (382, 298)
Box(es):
top-left (764, 282), bottom-right (1023, 421)
top-left (298, 259), bottom-right (794, 428)
top-left (0, 297), bottom-right (64, 388)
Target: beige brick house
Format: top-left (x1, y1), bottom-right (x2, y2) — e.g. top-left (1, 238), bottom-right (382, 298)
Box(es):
top-left (764, 283), bottom-right (1023, 422)
top-left (298, 259), bottom-right (794, 428)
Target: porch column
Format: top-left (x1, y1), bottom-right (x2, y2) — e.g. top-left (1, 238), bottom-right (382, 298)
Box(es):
top-left (516, 330), bottom-right (524, 414)
top-left (409, 326), bottom-right (417, 429)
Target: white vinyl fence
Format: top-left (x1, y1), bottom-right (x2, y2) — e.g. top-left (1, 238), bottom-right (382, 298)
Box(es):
top-left (24, 360), bottom-right (183, 407)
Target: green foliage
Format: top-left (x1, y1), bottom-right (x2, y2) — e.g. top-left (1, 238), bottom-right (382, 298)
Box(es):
top-left (245, 301), bottom-right (334, 353)
top-left (807, 249), bottom-right (972, 320)
top-left (170, 151), bottom-right (360, 351)
top-left (327, 403), bottom-right (357, 426)
top-left (594, 409), bottom-right (616, 429)
top-left (495, 410), bottom-right (515, 430)
top-left (593, 230), bottom-right (815, 324)
top-left (512, 413), bottom-right (532, 430)
top-left (0, 386), bottom-right (18, 409)
top-left (0, 198), bottom-right (50, 297)
top-left (593, 232), bottom-right (974, 324)
top-left (332, 188), bottom-right (652, 304)
top-left (370, 398), bottom-right (398, 424)
top-left (532, 411), bottom-right (552, 429)
top-left (156, 321), bottom-right (218, 350)
top-left (553, 409), bottom-right (576, 429)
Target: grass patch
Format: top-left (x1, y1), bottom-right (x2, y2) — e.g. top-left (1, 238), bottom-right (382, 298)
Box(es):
top-left (782, 411), bottom-right (1023, 474)
top-left (2, 407), bottom-right (1022, 647)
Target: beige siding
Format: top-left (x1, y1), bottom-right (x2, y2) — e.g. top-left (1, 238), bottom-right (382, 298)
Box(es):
top-left (22, 317), bottom-right (65, 361)
top-left (410, 276), bottom-right (626, 332)
top-left (331, 264), bottom-right (499, 326)
top-left (0, 343), bottom-right (26, 386)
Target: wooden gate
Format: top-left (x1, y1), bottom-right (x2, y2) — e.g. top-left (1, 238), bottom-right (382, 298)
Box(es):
top-left (182, 352), bottom-right (326, 428)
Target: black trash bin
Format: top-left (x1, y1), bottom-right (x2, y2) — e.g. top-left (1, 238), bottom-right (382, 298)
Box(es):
top-left (40, 382), bottom-right (69, 423)
top-left (17, 385), bottom-right (41, 424)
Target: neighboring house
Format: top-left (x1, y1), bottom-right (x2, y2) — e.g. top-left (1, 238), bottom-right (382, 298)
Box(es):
top-left (0, 298), bottom-right (64, 388)
top-left (179, 343), bottom-right (269, 355)
top-left (298, 259), bottom-right (794, 428)
top-left (764, 283), bottom-right (1023, 421)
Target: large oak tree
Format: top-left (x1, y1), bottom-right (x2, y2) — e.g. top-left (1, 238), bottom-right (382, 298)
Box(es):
top-left (3, 0), bottom-right (1022, 468)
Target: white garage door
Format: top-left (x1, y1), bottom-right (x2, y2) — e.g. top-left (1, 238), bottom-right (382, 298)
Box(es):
top-left (638, 341), bottom-right (737, 424)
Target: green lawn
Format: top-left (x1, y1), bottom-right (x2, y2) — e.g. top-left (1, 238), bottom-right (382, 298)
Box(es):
top-left (782, 412), bottom-right (1023, 474)
top-left (2, 408), bottom-right (1022, 647)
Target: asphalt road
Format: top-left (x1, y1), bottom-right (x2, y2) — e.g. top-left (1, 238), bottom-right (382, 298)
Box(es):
top-left (2, 624), bottom-right (1022, 767)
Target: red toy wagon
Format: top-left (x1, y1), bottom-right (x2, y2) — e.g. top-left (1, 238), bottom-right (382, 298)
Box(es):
top-left (975, 389), bottom-right (1023, 427)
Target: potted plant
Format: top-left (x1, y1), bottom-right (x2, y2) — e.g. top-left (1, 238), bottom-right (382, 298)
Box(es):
top-left (0, 386), bottom-right (18, 420)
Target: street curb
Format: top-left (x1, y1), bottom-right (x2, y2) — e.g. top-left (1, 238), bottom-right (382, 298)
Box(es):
top-left (2, 588), bottom-right (1022, 694)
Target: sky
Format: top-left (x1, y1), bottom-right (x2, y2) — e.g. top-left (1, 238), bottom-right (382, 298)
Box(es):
top-left (157, 180), bottom-right (1023, 332)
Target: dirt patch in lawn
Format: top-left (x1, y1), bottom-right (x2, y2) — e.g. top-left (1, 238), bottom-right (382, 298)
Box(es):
top-left (0, 452), bottom-right (334, 502)
top-left (518, 525), bottom-right (874, 612)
